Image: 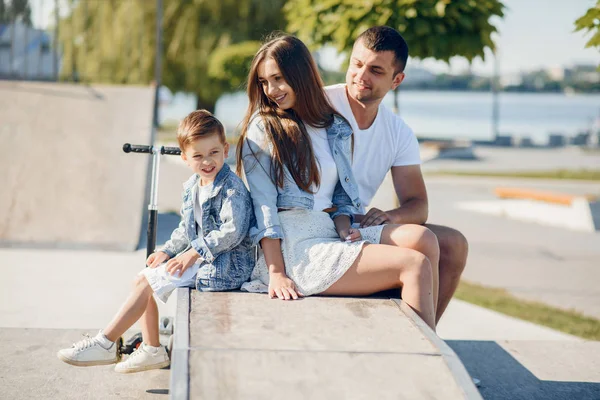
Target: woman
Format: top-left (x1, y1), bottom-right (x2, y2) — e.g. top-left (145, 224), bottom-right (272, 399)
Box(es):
top-left (237, 34), bottom-right (438, 330)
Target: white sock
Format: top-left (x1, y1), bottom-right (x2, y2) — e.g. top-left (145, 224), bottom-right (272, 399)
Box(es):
top-left (95, 331), bottom-right (114, 350)
top-left (143, 343), bottom-right (161, 354)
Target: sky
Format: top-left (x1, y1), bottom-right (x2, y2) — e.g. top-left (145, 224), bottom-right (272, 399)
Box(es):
top-left (30, 0), bottom-right (599, 76)
top-left (416, 0), bottom-right (600, 76)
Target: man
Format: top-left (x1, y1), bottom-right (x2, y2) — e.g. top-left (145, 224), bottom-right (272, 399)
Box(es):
top-left (325, 26), bottom-right (468, 323)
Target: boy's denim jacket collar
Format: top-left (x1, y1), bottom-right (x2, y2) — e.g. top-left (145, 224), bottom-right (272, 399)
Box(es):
top-left (159, 163), bottom-right (254, 264)
top-left (242, 114), bottom-right (361, 246)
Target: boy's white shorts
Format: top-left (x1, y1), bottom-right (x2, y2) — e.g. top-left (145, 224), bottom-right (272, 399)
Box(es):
top-left (139, 261), bottom-right (201, 304)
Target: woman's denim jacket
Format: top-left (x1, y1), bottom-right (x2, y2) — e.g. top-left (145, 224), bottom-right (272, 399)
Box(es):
top-left (241, 115), bottom-right (362, 246)
top-left (159, 163), bottom-right (255, 290)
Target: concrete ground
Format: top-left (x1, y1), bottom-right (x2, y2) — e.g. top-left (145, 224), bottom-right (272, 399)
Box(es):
top-left (0, 249), bottom-right (174, 400)
top-left (1, 246), bottom-right (598, 399)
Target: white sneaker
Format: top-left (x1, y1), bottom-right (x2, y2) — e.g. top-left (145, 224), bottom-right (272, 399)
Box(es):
top-left (114, 343), bottom-right (170, 373)
top-left (57, 333), bottom-right (119, 366)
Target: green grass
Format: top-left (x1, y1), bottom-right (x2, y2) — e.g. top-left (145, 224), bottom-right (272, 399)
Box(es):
top-left (455, 281), bottom-right (600, 340)
top-left (426, 169), bottom-right (600, 181)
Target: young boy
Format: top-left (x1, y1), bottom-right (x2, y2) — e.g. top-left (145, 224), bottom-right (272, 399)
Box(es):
top-left (58, 110), bottom-right (255, 373)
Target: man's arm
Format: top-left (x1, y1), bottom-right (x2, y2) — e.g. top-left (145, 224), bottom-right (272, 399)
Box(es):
top-left (359, 165), bottom-right (428, 227)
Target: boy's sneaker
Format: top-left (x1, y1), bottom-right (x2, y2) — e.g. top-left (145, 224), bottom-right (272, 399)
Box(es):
top-left (114, 343), bottom-right (170, 373)
top-left (57, 332), bottom-right (119, 366)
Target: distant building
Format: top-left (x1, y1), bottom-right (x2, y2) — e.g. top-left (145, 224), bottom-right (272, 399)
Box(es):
top-left (548, 134), bottom-right (566, 148)
top-left (0, 21), bottom-right (57, 80)
top-left (564, 64), bottom-right (600, 83)
top-left (546, 66), bottom-right (565, 81)
top-left (500, 73), bottom-right (522, 87)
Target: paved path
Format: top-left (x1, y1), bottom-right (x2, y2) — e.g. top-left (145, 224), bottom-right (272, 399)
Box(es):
top-left (425, 175), bottom-right (600, 319)
top-left (422, 145), bottom-right (600, 173)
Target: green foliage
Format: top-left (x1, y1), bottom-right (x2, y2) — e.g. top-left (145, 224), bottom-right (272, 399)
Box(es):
top-left (208, 41), bottom-right (262, 91)
top-left (574, 0), bottom-right (600, 67)
top-left (284, 0), bottom-right (504, 63)
top-left (57, 0), bottom-right (286, 111)
top-left (0, 0), bottom-right (32, 25)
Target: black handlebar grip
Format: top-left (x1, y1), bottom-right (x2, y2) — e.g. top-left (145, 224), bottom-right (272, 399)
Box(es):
top-left (162, 146), bottom-right (181, 155)
top-left (123, 143), bottom-right (152, 154)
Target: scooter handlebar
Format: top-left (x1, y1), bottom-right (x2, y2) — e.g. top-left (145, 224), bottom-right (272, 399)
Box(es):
top-left (162, 146), bottom-right (181, 155)
top-left (123, 143), bottom-right (181, 155)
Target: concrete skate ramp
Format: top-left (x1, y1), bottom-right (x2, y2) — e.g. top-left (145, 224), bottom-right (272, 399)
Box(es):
top-left (0, 81), bottom-right (154, 250)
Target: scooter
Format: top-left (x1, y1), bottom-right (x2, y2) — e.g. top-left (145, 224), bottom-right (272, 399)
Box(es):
top-left (120, 143), bottom-right (181, 358)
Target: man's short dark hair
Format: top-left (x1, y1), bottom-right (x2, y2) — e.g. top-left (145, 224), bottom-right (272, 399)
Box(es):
top-left (356, 26), bottom-right (409, 74)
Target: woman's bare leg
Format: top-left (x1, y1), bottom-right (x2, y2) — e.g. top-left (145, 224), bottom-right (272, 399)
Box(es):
top-left (322, 244), bottom-right (436, 330)
top-left (380, 224), bottom-right (440, 316)
top-left (102, 275), bottom-right (155, 343)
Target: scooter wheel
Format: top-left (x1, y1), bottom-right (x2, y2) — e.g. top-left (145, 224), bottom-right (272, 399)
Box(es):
top-left (121, 332), bottom-right (144, 355)
top-left (166, 334), bottom-right (174, 360)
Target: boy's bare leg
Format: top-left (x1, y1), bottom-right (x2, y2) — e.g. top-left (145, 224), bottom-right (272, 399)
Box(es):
top-left (139, 297), bottom-right (160, 347)
top-left (102, 275), bottom-right (154, 343)
top-left (425, 224), bottom-right (468, 324)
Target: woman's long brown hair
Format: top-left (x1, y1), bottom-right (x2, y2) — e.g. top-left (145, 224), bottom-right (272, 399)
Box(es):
top-left (236, 34), bottom-right (344, 192)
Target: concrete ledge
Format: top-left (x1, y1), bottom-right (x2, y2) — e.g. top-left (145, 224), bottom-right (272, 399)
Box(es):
top-left (494, 187), bottom-right (597, 206)
top-left (170, 288), bottom-right (190, 399)
top-left (457, 187), bottom-right (600, 233)
top-left (171, 290), bottom-right (481, 399)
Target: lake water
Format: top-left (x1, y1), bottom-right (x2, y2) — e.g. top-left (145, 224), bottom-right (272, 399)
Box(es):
top-left (160, 90), bottom-right (600, 144)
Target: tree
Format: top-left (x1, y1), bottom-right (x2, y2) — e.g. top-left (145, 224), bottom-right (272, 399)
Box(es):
top-left (574, 0), bottom-right (600, 67)
top-left (58, 0), bottom-right (286, 113)
top-left (284, 0), bottom-right (505, 111)
top-left (0, 0), bottom-right (32, 25)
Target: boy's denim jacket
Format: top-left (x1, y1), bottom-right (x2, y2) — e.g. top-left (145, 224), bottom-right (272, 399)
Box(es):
top-left (241, 114), bottom-right (361, 246)
top-left (159, 163), bottom-right (255, 276)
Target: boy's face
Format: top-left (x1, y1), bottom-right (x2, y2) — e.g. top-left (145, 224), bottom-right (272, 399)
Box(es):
top-left (181, 133), bottom-right (229, 184)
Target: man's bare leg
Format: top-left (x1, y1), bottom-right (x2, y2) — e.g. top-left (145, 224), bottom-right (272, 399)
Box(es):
top-left (425, 224), bottom-right (468, 323)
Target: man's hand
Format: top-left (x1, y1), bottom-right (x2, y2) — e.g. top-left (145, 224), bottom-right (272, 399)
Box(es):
top-left (166, 248), bottom-right (201, 277)
top-left (338, 227), bottom-right (362, 242)
top-left (360, 207), bottom-right (392, 227)
top-left (268, 272), bottom-right (304, 300)
top-left (146, 251), bottom-right (170, 268)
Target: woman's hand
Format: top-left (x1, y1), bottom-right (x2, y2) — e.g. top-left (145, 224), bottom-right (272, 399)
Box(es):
top-left (146, 251), bottom-right (170, 268)
top-left (166, 248), bottom-right (201, 277)
top-left (268, 272), bottom-right (304, 300)
top-left (339, 227), bottom-right (362, 243)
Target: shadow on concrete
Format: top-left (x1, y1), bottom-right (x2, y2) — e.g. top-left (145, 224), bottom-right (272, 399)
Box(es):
top-left (447, 340), bottom-right (600, 400)
top-left (137, 212), bottom-right (182, 251)
top-left (146, 389), bottom-right (169, 395)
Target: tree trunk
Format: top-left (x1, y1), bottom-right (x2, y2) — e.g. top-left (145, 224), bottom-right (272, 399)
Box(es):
top-left (196, 95), bottom-right (216, 114)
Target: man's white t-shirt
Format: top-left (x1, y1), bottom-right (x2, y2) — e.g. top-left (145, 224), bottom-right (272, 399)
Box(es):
top-left (325, 84), bottom-right (421, 212)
